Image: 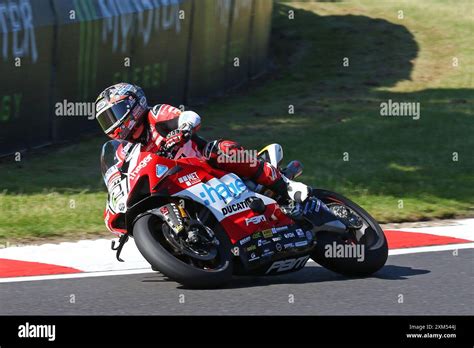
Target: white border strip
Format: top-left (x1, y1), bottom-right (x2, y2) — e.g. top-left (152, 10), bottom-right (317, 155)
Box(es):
top-left (1, 243), bottom-right (473, 284)
top-left (0, 268), bottom-right (155, 284)
top-left (388, 242), bottom-right (474, 255)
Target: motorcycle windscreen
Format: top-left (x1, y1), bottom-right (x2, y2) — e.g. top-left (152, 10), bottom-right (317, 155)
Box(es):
top-left (100, 140), bottom-right (134, 184)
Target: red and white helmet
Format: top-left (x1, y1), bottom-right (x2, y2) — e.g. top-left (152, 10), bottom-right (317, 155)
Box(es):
top-left (95, 83), bottom-right (148, 141)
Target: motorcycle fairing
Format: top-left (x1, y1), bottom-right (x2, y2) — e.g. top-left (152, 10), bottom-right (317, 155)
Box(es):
top-left (171, 172), bottom-right (294, 243)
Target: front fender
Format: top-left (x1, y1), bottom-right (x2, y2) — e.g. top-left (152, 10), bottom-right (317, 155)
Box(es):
top-left (125, 193), bottom-right (171, 236)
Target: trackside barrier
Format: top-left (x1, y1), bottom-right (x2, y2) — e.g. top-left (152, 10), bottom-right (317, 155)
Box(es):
top-left (0, 0), bottom-right (273, 156)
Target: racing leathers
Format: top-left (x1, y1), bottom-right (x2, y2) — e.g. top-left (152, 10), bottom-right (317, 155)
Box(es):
top-left (137, 104), bottom-right (287, 191)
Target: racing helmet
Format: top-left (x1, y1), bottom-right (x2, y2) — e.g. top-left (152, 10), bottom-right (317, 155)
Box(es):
top-left (95, 83), bottom-right (148, 141)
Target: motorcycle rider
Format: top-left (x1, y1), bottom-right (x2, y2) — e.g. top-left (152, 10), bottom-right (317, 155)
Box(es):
top-left (95, 83), bottom-right (309, 208)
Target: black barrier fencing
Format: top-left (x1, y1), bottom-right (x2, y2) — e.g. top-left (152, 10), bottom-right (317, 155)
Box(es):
top-left (0, 0), bottom-right (273, 156)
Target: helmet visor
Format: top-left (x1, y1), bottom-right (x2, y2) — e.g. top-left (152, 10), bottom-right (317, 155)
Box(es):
top-left (97, 99), bottom-right (136, 134)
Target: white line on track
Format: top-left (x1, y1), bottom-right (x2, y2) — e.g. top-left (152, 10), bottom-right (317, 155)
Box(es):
top-left (0, 268), bottom-right (155, 284)
top-left (1, 242), bottom-right (472, 284)
top-left (387, 242), bottom-right (474, 255)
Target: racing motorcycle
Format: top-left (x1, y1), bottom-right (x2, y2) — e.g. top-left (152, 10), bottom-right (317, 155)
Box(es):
top-left (101, 141), bottom-right (388, 288)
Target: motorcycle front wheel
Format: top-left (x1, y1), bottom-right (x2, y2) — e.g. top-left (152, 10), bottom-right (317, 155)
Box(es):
top-left (133, 213), bottom-right (233, 288)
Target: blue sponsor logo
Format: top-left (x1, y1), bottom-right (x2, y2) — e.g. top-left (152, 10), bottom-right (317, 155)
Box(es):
top-left (198, 178), bottom-right (247, 205)
top-left (156, 165), bottom-right (168, 178)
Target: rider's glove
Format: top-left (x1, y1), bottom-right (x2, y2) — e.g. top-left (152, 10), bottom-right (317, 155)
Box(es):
top-left (163, 126), bottom-right (192, 151)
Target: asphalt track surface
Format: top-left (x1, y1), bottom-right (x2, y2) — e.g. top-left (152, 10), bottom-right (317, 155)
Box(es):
top-left (0, 249), bottom-right (472, 315)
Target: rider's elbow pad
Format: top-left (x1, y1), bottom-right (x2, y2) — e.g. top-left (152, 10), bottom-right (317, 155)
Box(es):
top-left (179, 111), bottom-right (201, 131)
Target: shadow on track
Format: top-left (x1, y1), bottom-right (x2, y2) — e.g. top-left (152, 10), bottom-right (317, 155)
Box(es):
top-left (141, 263), bottom-right (430, 289)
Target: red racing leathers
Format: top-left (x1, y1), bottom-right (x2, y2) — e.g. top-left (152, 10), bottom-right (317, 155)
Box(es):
top-left (140, 104), bottom-right (283, 187)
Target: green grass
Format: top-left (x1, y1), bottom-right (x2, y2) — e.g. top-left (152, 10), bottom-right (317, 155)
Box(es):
top-left (0, 0), bottom-right (473, 242)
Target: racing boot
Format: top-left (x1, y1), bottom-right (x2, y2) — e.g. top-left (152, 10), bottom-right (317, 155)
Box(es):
top-left (268, 176), bottom-right (311, 219)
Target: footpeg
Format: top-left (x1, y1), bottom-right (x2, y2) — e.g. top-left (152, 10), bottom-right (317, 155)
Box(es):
top-left (280, 201), bottom-right (304, 220)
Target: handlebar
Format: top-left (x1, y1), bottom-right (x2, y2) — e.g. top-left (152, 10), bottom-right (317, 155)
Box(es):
top-left (158, 129), bottom-right (192, 159)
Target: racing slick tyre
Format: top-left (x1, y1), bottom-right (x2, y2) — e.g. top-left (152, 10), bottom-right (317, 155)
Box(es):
top-left (133, 214), bottom-right (233, 288)
top-left (310, 189), bottom-right (388, 277)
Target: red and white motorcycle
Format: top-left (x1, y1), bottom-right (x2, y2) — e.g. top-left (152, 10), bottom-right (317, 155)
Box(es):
top-left (101, 141), bottom-right (388, 288)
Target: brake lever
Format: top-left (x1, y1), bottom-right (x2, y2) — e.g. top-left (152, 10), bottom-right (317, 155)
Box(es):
top-left (159, 129), bottom-right (192, 159)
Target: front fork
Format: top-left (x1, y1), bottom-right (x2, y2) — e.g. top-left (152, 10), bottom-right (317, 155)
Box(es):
top-left (149, 200), bottom-right (218, 248)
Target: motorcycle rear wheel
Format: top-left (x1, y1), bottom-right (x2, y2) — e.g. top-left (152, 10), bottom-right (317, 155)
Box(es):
top-left (310, 189), bottom-right (388, 277)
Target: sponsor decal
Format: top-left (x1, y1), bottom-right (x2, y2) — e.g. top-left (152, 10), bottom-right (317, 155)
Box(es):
top-left (118, 202), bottom-right (126, 212)
top-left (275, 243), bottom-right (282, 252)
top-left (257, 239), bottom-right (271, 247)
top-left (295, 228), bottom-right (304, 237)
top-left (306, 230), bottom-right (313, 241)
top-left (272, 226), bottom-right (288, 234)
top-left (221, 198), bottom-right (251, 216)
top-left (198, 177), bottom-right (247, 206)
top-left (156, 164), bottom-right (168, 178)
top-left (283, 243), bottom-right (294, 249)
top-left (246, 245), bottom-right (256, 252)
top-left (249, 252), bottom-right (260, 262)
top-left (105, 167), bottom-right (121, 186)
top-left (265, 255), bottom-right (310, 274)
top-left (272, 236), bottom-right (282, 242)
top-left (295, 241), bottom-right (308, 247)
top-left (113, 83), bottom-right (134, 96)
top-left (159, 206), bottom-right (170, 215)
top-left (239, 236), bottom-right (251, 245)
top-left (178, 172), bottom-right (200, 187)
top-left (262, 229), bottom-right (273, 238)
top-left (245, 215), bottom-right (266, 226)
top-left (262, 248), bottom-right (274, 257)
top-left (304, 198), bottom-right (322, 214)
top-left (284, 232), bottom-right (296, 239)
top-left (130, 154), bottom-right (152, 179)
top-left (231, 246), bottom-right (240, 256)
top-left (109, 178), bottom-right (125, 209)
top-left (252, 232), bottom-right (262, 239)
